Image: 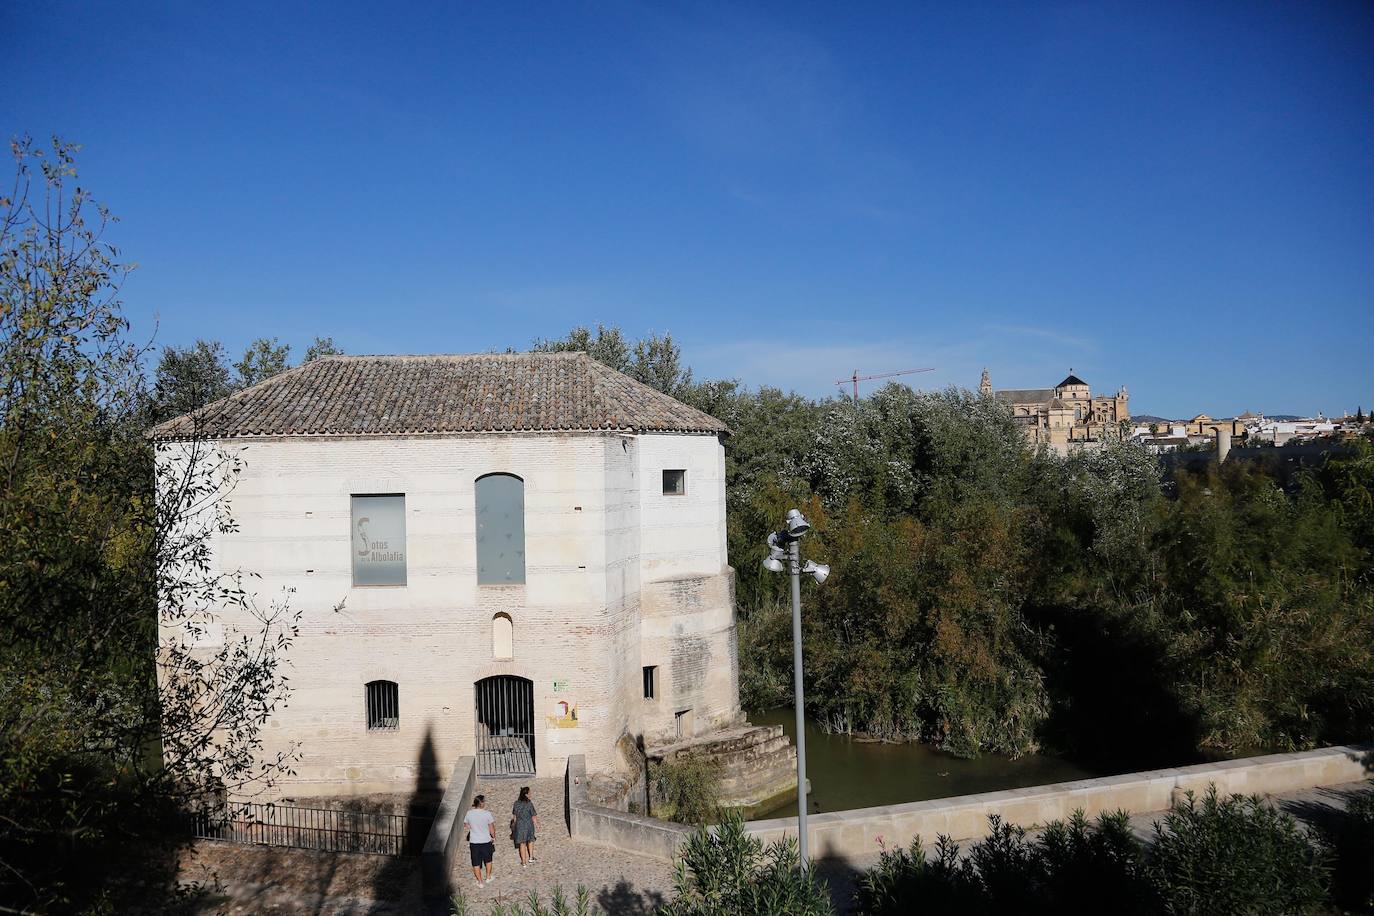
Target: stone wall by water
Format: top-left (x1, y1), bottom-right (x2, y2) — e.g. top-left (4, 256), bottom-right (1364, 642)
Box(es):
top-left (564, 744), bottom-right (1373, 865)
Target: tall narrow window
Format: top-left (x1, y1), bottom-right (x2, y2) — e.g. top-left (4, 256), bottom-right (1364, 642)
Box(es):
top-left (365, 680), bottom-right (399, 730)
top-left (643, 666), bottom-right (658, 700)
top-left (352, 494), bottom-right (407, 586)
top-left (476, 473), bottom-right (525, 584)
top-left (493, 612), bottom-right (514, 660)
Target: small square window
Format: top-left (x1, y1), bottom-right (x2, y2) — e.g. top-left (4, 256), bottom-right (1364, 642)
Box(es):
top-left (643, 665), bottom-right (658, 700)
top-left (662, 469), bottom-right (686, 496)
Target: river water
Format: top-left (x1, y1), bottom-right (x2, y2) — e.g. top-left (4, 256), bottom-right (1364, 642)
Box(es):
top-left (749, 708), bottom-right (1100, 818)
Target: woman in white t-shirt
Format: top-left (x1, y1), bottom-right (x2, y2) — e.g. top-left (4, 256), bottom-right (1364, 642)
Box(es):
top-left (463, 794), bottom-right (497, 887)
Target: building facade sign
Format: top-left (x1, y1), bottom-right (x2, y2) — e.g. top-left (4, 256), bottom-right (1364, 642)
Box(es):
top-left (351, 494), bottom-right (407, 586)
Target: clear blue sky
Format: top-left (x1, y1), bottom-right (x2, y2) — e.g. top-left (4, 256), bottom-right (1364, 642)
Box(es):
top-left (4, 1), bottom-right (1372, 417)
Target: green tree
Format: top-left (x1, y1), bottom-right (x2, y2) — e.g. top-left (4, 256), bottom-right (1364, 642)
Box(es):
top-left (304, 334), bottom-right (343, 362)
top-left (235, 335), bottom-right (291, 386)
top-left (532, 324), bottom-right (631, 373)
top-left (0, 138), bottom-right (301, 911)
top-left (629, 331), bottom-right (693, 396)
top-left (151, 338), bottom-right (235, 421)
top-left (534, 325), bottom-right (694, 396)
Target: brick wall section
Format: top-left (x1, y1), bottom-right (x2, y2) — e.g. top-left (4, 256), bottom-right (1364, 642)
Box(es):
top-left (157, 431), bottom-right (740, 796)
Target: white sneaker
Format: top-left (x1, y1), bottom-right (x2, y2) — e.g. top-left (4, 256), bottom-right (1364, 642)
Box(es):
top-left (476, 880), bottom-right (484, 888)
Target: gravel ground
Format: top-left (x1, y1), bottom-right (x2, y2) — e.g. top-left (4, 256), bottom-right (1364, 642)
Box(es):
top-left (448, 777), bottom-right (675, 914)
top-left (180, 841), bottom-right (423, 914)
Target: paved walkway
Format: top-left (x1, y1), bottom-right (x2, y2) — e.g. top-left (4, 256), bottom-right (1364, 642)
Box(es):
top-left (448, 777), bottom-right (675, 914)
top-left (186, 777), bottom-right (1372, 914)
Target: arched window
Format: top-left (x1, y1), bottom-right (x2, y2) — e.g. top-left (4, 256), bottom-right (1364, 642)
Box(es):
top-left (476, 473), bottom-right (526, 584)
top-left (492, 612), bottom-right (514, 660)
top-left (365, 680), bottom-right (399, 730)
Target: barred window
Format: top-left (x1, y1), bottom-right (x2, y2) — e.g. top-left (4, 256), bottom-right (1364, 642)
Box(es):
top-left (366, 680), bottom-right (399, 730)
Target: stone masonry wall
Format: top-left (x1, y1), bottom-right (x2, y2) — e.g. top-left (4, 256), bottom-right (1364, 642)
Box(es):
top-left (157, 429), bottom-right (738, 796)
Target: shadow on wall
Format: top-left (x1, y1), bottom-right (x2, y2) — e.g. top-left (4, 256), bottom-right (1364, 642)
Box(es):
top-left (375, 726), bottom-right (446, 906)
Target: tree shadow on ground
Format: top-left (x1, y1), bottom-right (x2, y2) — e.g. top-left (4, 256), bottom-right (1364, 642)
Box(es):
top-left (815, 856), bottom-right (868, 916)
top-left (596, 878), bottom-right (666, 914)
top-left (1281, 784), bottom-right (1374, 912)
top-left (375, 726), bottom-right (445, 908)
top-left (1279, 785), bottom-right (1369, 837)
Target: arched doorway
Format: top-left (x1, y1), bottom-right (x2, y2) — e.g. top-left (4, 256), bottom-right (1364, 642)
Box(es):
top-left (474, 675), bottom-right (535, 776)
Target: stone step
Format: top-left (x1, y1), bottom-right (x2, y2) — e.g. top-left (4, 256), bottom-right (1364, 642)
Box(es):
top-left (650, 725), bottom-right (785, 759)
top-left (666, 734), bottom-right (792, 763)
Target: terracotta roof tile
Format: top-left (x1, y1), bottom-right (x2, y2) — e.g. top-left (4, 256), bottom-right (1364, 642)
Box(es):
top-left (149, 353), bottom-right (728, 440)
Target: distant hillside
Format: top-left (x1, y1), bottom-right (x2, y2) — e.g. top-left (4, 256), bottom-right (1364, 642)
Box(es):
top-left (1132, 414), bottom-right (1170, 425)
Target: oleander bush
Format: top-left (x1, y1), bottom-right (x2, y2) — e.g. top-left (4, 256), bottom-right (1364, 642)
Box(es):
top-left (856, 811), bottom-right (1153, 915)
top-left (1148, 789), bottom-right (1328, 915)
top-left (659, 812), bottom-right (833, 916)
top-left (857, 788), bottom-right (1351, 915)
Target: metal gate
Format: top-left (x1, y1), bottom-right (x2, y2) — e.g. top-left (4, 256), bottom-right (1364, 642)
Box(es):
top-left (474, 675), bottom-right (535, 777)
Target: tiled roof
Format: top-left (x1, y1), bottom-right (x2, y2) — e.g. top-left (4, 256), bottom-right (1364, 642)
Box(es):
top-left (149, 353), bottom-right (728, 440)
top-left (1057, 374), bottom-right (1088, 388)
top-left (994, 388), bottom-right (1055, 405)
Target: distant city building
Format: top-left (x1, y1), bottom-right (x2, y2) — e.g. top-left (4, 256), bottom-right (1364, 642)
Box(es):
top-left (1129, 410), bottom-right (1355, 453)
top-left (980, 369), bottom-right (1129, 456)
top-left (1184, 414), bottom-right (1247, 438)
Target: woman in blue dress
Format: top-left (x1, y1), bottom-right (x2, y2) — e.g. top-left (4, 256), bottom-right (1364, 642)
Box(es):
top-left (511, 785), bottom-right (539, 866)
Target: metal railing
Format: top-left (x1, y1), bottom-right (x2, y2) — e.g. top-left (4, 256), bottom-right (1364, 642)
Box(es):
top-left (191, 800), bottom-right (432, 857)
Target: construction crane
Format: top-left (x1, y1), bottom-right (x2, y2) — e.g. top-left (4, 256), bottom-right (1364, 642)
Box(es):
top-left (837, 367), bottom-right (935, 404)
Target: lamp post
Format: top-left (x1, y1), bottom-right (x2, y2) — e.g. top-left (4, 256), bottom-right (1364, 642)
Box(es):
top-left (763, 509), bottom-right (829, 870)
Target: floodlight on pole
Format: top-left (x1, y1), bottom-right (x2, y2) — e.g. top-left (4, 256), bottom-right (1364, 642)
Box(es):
top-left (760, 508), bottom-right (828, 872)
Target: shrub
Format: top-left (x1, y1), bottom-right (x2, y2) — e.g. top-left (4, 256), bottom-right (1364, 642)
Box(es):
top-left (855, 811), bottom-right (1152, 915)
top-left (1332, 790), bottom-right (1374, 911)
top-left (650, 754), bottom-right (723, 826)
top-left (1148, 788), bottom-right (1329, 915)
top-left (450, 886), bottom-right (594, 916)
top-left (856, 833), bottom-right (977, 914)
top-left (1033, 811), bottom-right (1155, 914)
top-left (660, 812), bottom-right (833, 916)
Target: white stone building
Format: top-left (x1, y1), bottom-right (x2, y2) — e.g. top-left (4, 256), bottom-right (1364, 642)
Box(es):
top-left (152, 353), bottom-right (741, 796)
